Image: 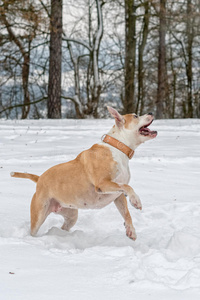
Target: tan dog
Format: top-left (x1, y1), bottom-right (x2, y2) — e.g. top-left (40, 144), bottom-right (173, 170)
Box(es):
top-left (11, 107), bottom-right (157, 240)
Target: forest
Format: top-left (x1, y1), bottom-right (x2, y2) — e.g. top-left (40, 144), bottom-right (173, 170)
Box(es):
top-left (0, 0), bottom-right (200, 119)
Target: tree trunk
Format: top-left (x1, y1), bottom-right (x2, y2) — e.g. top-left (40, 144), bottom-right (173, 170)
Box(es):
top-left (91, 0), bottom-right (103, 117)
top-left (169, 33), bottom-right (176, 119)
top-left (186, 0), bottom-right (193, 118)
top-left (137, 1), bottom-right (150, 115)
top-left (48, 0), bottom-right (62, 119)
top-left (124, 0), bottom-right (136, 113)
top-left (21, 52), bottom-right (31, 119)
top-left (156, 0), bottom-right (167, 119)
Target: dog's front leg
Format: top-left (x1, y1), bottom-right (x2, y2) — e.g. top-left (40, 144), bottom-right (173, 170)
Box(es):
top-left (114, 194), bottom-right (137, 240)
top-left (96, 180), bottom-right (142, 210)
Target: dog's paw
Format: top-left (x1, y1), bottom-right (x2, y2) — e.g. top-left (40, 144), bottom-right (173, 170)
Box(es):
top-left (124, 223), bottom-right (137, 241)
top-left (129, 194), bottom-right (142, 210)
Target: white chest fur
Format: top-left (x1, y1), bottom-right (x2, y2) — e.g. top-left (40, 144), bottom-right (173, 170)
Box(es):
top-left (106, 144), bottom-right (131, 184)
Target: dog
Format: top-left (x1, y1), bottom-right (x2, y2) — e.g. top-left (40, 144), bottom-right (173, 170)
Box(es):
top-left (11, 106), bottom-right (157, 240)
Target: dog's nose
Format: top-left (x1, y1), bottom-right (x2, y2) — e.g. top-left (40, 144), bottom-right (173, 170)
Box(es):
top-left (147, 112), bottom-right (153, 115)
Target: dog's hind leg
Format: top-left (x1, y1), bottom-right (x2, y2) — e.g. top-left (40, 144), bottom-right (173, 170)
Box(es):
top-left (58, 208), bottom-right (78, 231)
top-left (30, 193), bottom-right (50, 236)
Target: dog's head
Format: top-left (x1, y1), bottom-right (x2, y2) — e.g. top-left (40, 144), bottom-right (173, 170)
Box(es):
top-left (107, 106), bottom-right (157, 148)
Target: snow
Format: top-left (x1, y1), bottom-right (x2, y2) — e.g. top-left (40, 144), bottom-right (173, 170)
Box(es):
top-left (0, 118), bottom-right (200, 299)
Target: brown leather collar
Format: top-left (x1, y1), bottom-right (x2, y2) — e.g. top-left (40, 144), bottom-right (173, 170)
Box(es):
top-left (102, 134), bottom-right (134, 159)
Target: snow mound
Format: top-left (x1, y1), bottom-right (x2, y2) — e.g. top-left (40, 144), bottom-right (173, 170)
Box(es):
top-left (167, 231), bottom-right (200, 258)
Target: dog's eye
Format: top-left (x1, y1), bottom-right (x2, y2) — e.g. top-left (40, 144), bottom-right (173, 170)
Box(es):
top-left (134, 114), bottom-right (138, 118)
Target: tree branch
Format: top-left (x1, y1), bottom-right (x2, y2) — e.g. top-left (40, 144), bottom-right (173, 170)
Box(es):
top-left (170, 31), bottom-right (188, 67)
top-left (0, 97), bottom-right (48, 115)
top-left (1, 8), bottom-right (26, 56)
top-left (62, 37), bottom-right (92, 52)
top-left (39, 0), bottom-right (51, 18)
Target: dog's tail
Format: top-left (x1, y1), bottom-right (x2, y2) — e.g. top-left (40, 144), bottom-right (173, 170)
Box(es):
top-left (10, 172), bottom-right (39, 183)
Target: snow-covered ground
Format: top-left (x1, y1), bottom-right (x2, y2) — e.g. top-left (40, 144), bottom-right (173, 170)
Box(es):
top-left (0, 118), bottom-right (200, 300)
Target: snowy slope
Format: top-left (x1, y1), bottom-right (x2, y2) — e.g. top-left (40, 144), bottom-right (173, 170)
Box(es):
top-left (0, 118), bottom-right (200, 300)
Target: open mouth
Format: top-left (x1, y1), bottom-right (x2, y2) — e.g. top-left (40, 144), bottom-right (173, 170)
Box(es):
top-left (139, 120), bottom-right (157, 137)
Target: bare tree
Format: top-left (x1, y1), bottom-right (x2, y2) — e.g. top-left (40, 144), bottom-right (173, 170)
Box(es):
top-left (156, 0), bottom-right (167, 119)
top-left (47, 0), bottom-right (62, 118)
top-left (87, 0), bottom-right (104, 117)
top-left (62, 0), bottom-right (103, 117)
top-left (136, 1), bottom-right (150, 115)
top-left (167, 0), bottom-right (199, 118)
top-left (185, 0), bottom-right (194, 117)
top-left (0, 0), bottom-right (41, 119)
top-left (123, 0), bottom-right (136, 113)
top-left (65, 41), bottom-right (84, 118)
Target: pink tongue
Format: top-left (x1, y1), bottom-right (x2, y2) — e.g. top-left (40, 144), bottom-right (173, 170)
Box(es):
top-left (141, 127), bottom-right (150, 132)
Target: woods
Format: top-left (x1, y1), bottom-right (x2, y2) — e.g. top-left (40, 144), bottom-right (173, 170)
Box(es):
top-left (0, 0), bottom-right (200, 119)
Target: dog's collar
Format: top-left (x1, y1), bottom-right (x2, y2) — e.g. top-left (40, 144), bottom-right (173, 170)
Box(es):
top-left (102, 134), bottom-right (134, 159)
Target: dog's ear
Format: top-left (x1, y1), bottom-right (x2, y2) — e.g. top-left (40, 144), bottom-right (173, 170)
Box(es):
top-left (107, 106), bottom-right (125, 128)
